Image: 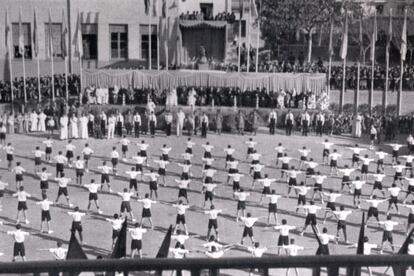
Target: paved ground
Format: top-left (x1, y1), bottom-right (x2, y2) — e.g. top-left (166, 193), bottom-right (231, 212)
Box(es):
top-left (0, 128), bottom-right (412, 276)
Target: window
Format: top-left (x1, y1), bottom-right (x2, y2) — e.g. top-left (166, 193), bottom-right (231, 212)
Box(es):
top-left (12, 23), bottom-right (32, 59)
top-left (200, 3), bottom-right (213, 20)
top-left (140, 24), bottom-right (157, 62)
top-left (44, 23), bottom-right (62, 57)
top-left (110, 24), bottom-right (128, 59)
top-left (234, 20), bottom-right (246, 37)
top-left (82, 24), bottom-right (98, 59)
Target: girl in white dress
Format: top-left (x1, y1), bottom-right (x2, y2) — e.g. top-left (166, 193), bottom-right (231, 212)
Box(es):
top-left (37, 111), bottom-right (47, 132)
top-left (79, 114), bottom-right (89, 139)
top-left (30, 111), bottom-right (38, 132)
top-left (69, 114), bottom-right (79, 139)
top-left (60, 115), bottom-right (69, 140)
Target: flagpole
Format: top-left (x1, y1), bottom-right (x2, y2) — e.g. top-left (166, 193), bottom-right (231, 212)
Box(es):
top-left (384, 8), bottom-right (392, 110)
top-left (79, 56), bottom-right (82, 103)
top-left (149, 2), bottom-right (152, 70)
top-left (327, 17), bottom-right (333, 96)
top-left (166, 17), bottom-right (169, 71)
top-left (246, 0), bottom-right (251, 73)
top-left (157, 18), bottom-right (160, 70)
top-left (34, 9), bottom-right (41, 102)
top-left (65, 57), bottom-right (68, 101)
top-left (398, 8), bottom-right (407, 116)
top-left (255, 20), bottom-right (259, 73)
top-left (355, 61), bottom-right (360, 115)
top-left (340, 58), bottom-right (345, 112)
top-left (22, 47), bottom-right (27, 104)
top-left (369, 11), bottom-right (376, 113)
top-left (6, 8), bottom-right (14, 103)
top-left (237, 1), bottom-right (243, 73)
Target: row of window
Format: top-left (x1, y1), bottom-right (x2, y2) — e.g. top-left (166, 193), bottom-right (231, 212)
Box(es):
top-left (11, 23), bottom-right (158, 60)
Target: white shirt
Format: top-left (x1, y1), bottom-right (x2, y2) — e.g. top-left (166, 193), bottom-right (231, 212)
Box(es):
top-left (169, 248), bottom-right (189, 259)
top-left (126, 171), bottom-right (141, 179)
top-left (245, 141), bottom-right (257, 148)
top-left (375, 151), bottom-right (388, 159)
top-left (120, 138), bottom-right (130, 146)
top-left (7, 230), bottom-right (29, 243)
top-left (322, 142), bottom-right (334, 149)
top-left (43, 140), bottom-right (54, 148)
top-left (129, 228), bottom-right (147, 240)
top-left (172, 234), bottom-right (189, 245)
top-left (13, 191), bottom-right (30, 201)
top-left (98, 166), bottom-right (112, 174)
top-left (174, 204), bottom-right (190, 215)
top-left (275, 146), bottom-right (285, 153)
top-left (118, 192), bottom-right (134, 201)
top-left (56, 177), bottom-right (71, 188)
top-left (366, 199), bottom-right (386, 208)
top-left (205, 209), bottom-right (222, 219)
top-left (224, 148), bottom-right (235, 155)
top-left (329, 153), bottom-right (342, 160)
top-left (229, 173), bottom-right (243, 182)
top-left (240, 217), bottom-right (258, 227)
top-left (110, 151), bottom-right (120, 159)
top-left (388, 187), bottom-right (401, 197)
top-left (82, 147), bottom-right (94, 156)
top-left (379, 220), bottom-right (399, 231)
top-left (202, 145), bottom-right (214, 152)
top-left (352, 180), bottom-right (365, 190)
top-left (363, 243), bottom-right (377, 255)
top-left (360, 157), bottom-right (374, 165)
top-left (66, 144), bottom-right (76, 152)
top-left (334, 210), bottom-right (352, 221)
top-left (54, 155), bottom-right (68, 164)
top-left (132, 156), bottom-right (146, 164)
top-left (324, 193), bottom-right (342, 203)
top-left (258, 178), bottom-right (276, 187)
top-left (283, 244), bottom-right (304, 256)
top-left (34, 150), bottom-right (45, 158)
top-left (49, 247), bottom-right (68, 260)
top-left (84, 183), bottom-right (101, 193)
top-left (175, 179), bottom-right (190, 189)
top-left (14, 166), bottom-right (26, 175)
top-left (161, 147), bottom-right (172, 155)
top-left (106, 218), bottom-right (124, 230)
top-left (75, 160), bottom-right (85, 170)
top-left (274, 225), bottom-right (295, 236)
top-left (137, 143), bottom-right (149, 151)
top-left (319, 233), bottom-right (335, 245)
top-left (234, 192), bottom-right (250, 201)
top-left (303, 205), bottom-right (321, 214)
top-left (266, 194), bottom-right (281, 204)
top-left (68, 211), bottom-right (85, 222)
top-left (36, 200), bottom-right (53, 211)
top-left (349, 147), bottom-right (365, 154)
top-left (248, 247), bottom-right (267, 257)
top-left (311, 175), bottom-right (327, 184)
top-left (370, 174), bottom-right (386, 182)
top-left (138, 198), bottom-right (156, 209)
top-left (305, 161), bottom-right (318, 169)
top-left (298, 149), bottom-right (311, 157)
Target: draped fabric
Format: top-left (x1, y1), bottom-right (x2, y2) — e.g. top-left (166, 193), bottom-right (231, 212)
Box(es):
top-left (179, 20), bottom-right (228, 29)
top-left (83, 70), bottom-right (327, 94)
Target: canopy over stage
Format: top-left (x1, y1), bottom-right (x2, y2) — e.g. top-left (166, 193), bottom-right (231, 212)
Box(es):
top-left (178, 20), bottom-right (227, 64)
top-left (83, 70), bottom-right (327, 94)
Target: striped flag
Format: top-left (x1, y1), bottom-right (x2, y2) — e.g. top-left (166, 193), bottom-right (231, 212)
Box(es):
top-left (328, 17), bottom-right (334, 57)
top-left (145, 0), bottom-right (150, 15)
top-left (33, 9), bottom-right (39, 57)
top-left (401, 8), bottom-right (407, 62)
top-left (386, 9), bottom-right (393, 53)
top-left (46, 9), bottom-right (54, 58)
top-left (153, 0), bottom-right (158, 17)
top-left (61, 9), bottom-right (68, 57)
top-left (18, 8), bottom-right (25, 56)
top-left (339, 11), bottom-right (348, 60)
top-left (358, 17), bottom-right (363, 60)
top-left (162, 0), bottom-right (167, 18)
top-left (370, 10), bottom-right (377, 62)
top-left (73, 11), bottom-right (83, 58)
top-left (240, 0), bottom-right (245, 19)
top-left (5, 9), bottom-right (11, 51)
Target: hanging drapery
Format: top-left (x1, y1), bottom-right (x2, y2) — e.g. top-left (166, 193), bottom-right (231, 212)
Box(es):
top-left (82, 70), bottom-right (326, 95)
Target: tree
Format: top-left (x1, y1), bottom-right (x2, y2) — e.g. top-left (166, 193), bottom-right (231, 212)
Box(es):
top-left (260, 0), bottom-right (362, 62)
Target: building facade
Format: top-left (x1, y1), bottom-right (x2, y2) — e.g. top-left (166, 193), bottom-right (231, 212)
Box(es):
top-left (0, 0), bottom-right (259, 78)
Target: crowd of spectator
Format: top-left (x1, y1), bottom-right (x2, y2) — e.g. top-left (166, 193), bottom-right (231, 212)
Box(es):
top-left (0, 74), bottom-right (80, 103)
top-left (179, 10), bottom-right (236, 23)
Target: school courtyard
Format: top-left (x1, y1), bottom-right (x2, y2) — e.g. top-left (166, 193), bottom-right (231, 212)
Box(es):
top-left (0, 128), bottom-right (410, 275)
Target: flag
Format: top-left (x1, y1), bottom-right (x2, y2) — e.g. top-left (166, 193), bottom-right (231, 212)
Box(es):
top-left (66, 232), bottom-right (87, 260)
top-left (358, 17), bottom-right (363, 61)
top-left (251, 0), bottom-right (258, 18)
top-left (162, 0), bottom-right (167, 18)
top-left (33, 9), bottom-right (39, 57)
top-left (111, 219), bottom-right (128, 259)
top-left (73, 11), bottom-right (83, 58)
top-left (153, 0), bottom-right (158, 17)
top-left (370, 10), bottom-right (377, 62)
top-left (392, 229), bottom-right (414, 276)
top-left (5, 9), bottom-right (11, 51)
top-left (18, 8), bottom-right (25, 56)
top-left (240, 0), bottom-right (245, 19)
top-left (47, 9), bottom-right (53, 58)
top-left (339, 10), bottom-right (348, 60)
top-left (145, 0), bottom-right (150, 15)
top-left (156, 225), bottom-right (172, 258)
top-left (400, 8), bottom-right (407, 62)
top-left (61, 9), bottom-right (68, 58)
top-left (328, 17), bottom-right (334, 57)
top-left (386, 8), bottom-right (393, 53)
top-left (346, 213), bottom-right (365, 276)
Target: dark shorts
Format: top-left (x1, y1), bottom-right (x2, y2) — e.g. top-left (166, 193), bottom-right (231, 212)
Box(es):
top-left (409, 213), bottom-right (414, 224)
top-left (135, 164), bottom-right (143, 172)
top-left (129, 179), bottom-right (138, 190)
top-left (361, 164), bottom-right (368, 174)
top-left (56, 163), bottom-right (64, 172)
top-left (149, 181), bottom-right (158, 191)
top-left (269, 203), bottom-right (277, 213)
top-left (142, 208), bottom-right (151, 218)
top-left (233, 181), bottom-right (240, 191)
top-left (298, 195), bottom-right (306, 205)
top-left (237, 201), bottom-right (246, 210)
top-left (204, 191), bottom-right (213, 201)
top-left (66, 151), bottom-right (74, 159)
top-left (354, 188), bottom-right (362, 196)
top-left (352, 154), bottom-right (359, 163)
top-left (392, 150), bottom-right (398, 158)
top-left (40, 181), bottom-right (49, 190)
top-left (0, 190), bottom-right (4, 197)
top-left (16, 174), bottom-right (23, 182)
top-left (121, 201), bottom-right (132, 213)
top-left (41, 210), bottom-right (51, 221)
top-left (111, 158), bottom-right (118, 166)
top-left (112, 229), bottom-right (120, 239)
top-left (247, 148), bottom-right (254, 155)
top-left (208, 219), bottom-right (218, 229)
top-left (326, 202), bottom-right (336, 211)
top-left (34, 157), bottom-right (42, 165)
top-left (278, 235), bottom-right (289, 246)
top-left (76, 169), bottom-right (84, 177)
top-left (368, 207), bottom-right (378, 217)
top-left (242, 226), bottom-right (253, 237)
top-left (370, 134), bottom-right (376, 140)
top-left (71, 221), bottom-right (83, 232)
top-left (17, 201), bottom-right (28, 211)
top-left (373, 181), bottom-right (383, 190)
top-left (178, 189), bottom-right (188, 199)
top-left (300, 156), bottom-right (307, 161)
top-left (204, 164), bottom-right (211, 170)
top-left (185, 148), bottom-right (192, 154)
top-left (277, 152), bottom-right (283, 158)
top-left (101, 174), bottom-right (110, 184)
top-left (330, 160), bottom-right (337, 167)
top-left (251, 160), bottom-right (259, 165)
top-left (253, 172), bottom-right (261, 180)
top-left (395, 172), bottom-right (402, 181)
top-left (46, 147), bottom-right (52, 154)
top-left (176, 214), bottom-right (186, 224)
top-left (162, 154), bottom-right (169, 161)
top-left (389, 196), bottom-right (398, 204)
top-left (204, 152), bottom-right (212, 159)
top-left (288, 178), bottom-right (297, 186)
top-left (377, 159), bottom-right (384, 165)
top-left (314, 183), bottom-right (322, 191)
top-left (408, 186), bottom-right (414, 193)
top-left (158, 168), bottom-right (166, 176)
top-left (6, 154), bottom-right (13, 161)
top-left (323, 149), bottom-right (329, 157)
top-left (122, 145), bottom-right (128, 153)
top-left (58, 187), bottom-right (68, 196)
top-left (382, 231), bottom-right (393, 243)
top-left (262, 186), bottom-right (271, 195)
top-left (89, 193), bottom-right (98, 201)
top-left (337, 220), bottom-right (346, 230)
top-left (306, 168), bottom-right (315, 176)
top-left (181, 172), bottom-right (189, 180)
top-left (13, 242), bottom-right (25, 257)
top-left (131, 239), bottom-right (142, 250)
top-left (205, 176), bottom-right (213, 184)
top-left (281, 163), bottom-right (289, 170)
top-left (305, 214), bottom-right (317, 225)
top-left (140, 150), bottom-right (147, 157)
top-left (83, 154), bottom-right (90, 160)
top-left (228, 168), bottom-right (238, 174)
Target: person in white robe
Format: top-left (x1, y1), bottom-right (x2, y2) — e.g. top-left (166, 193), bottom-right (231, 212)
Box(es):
top-left (30, 111), bottom-right (38, 132)
top-left (69, 114), bottom-right (79, 139)
top-left (79, 114), bottom-right (89, 139)
top-left (353, 113), bottom-right (363, 138)
top-left (166, 88), bottom-right (178, 108)
top-left (60, 115), bottom-right (69, 140)
top-left (37, 111), bottom-right (47, 132)
top-left (187, 88), bottom-right (197, 110)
